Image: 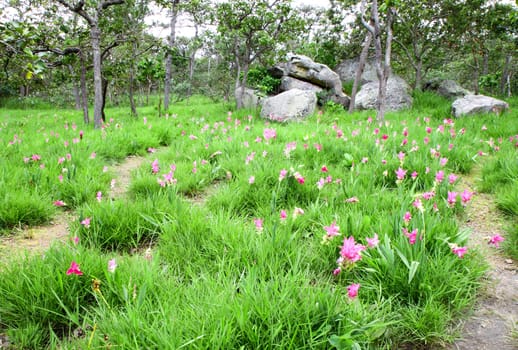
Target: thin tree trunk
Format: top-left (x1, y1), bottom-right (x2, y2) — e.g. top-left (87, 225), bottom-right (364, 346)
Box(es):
top-left (188, 50), bottom-right (196, 98)
top-left (101, 76), bottom-right (108, 122)
top-left (500, 54), bottom-right (511, 96)
top-left (472, 54), bottom-right (480, 95)
top-left (69, 65), bottom-right (81, 109)
top-left (349, 31), bottom-right (372, 113)
top-left (79, 51), bottom-right (89, 124)
top-left (164, 0), bottom-right (179, 111)
top-left (414, 59), bottom-right (423, 91)
top-left (91, 25), bottom-right (103, 128)
top-left (129, 42), bottom-right (138, 117)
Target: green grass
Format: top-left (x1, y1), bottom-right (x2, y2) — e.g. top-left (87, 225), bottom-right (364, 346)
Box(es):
top-left (0, 94), bottom-right (516, 348)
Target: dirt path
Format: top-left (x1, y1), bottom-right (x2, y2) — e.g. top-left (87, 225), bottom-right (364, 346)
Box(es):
top-left (450, 169), bottom-right (518, 350)
top-left (0, 154), bottom-right (151, 260)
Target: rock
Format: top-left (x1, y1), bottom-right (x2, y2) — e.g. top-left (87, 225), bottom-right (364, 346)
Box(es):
top-left (235, 86), bottom-right (262, 109)
top-left (285, 53), bottom-right (349, 107)
top-left (423, 78), bottom-right (472, 99)
top-left (280, 76), bottom-right (323, 93)
top-left (335, 58), bottom-right (378, 83)
top-left (260, 88), bottom-right (317, 122)
top-left (355, 76), bottom-right (413, 111)
top-left (451, 94), bottom-right (509, 117)
top-left (267, 63), bottom-right (286, 79)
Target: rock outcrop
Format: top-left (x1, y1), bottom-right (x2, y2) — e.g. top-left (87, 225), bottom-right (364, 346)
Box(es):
top-left (355, 76), bottom-right (413, 111)
top-left (423, 79), bottom-right (472, 99)
top-left (451, 95), bottom-right (509, 117)
top-left (260, 89), bottom-right (317, 122)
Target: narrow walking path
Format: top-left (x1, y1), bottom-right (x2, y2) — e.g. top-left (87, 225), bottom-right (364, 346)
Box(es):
top-left (0, 154), bottom-right (152, 260)
top-left (450, 167), bottom-right (518, 350)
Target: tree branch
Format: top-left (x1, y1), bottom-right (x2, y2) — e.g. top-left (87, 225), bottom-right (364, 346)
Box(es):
top-left (101, 0), bottom-right (125, 9)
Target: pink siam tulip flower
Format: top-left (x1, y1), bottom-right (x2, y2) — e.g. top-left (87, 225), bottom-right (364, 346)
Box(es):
top-left (254, 218), bottom-right (263, 232)
top-left (448, 173), bottom-right (458, 185)
top-left (403, 212), bottom-right (412, 224)
top-left (72, 236), bottom-right (80, 245)
top-left (324, 221), bottom-right (340, 239)
top-left (333, 268), bottom-right (341, 276)
top-left (90, 152), bottom-right (96, 159)
top-left (447, 191), bottom-right (457, 207)
top-left (279, 169), bottom-right (288, 181)
top-left (58, 174), bottom-right (64, 182)
top-left (107, 259), bottom-right (117, 273)
top-left (440, 157), bottom-right (448, 167)
top-left (403, 228), bottom-right (418, 245)
top-left (461, 190), bottom-right (474, 206)
top-left (340, 236), bottom-right (366, 264)
top-left (294, 172), bottom-right (305, 184)
top-left (366, 233), bottom-right (379, 248)
top-left (488, 234), bottom-right (504, 247)
top-left (345, 197), bottom-right (359, 203)
top-left (321, 165), bottom-right (328, 172)
top-left (451, 245), bottom-right (468, 258)
top-left (263, 128), bottom-right (277, 141)
top-left (395, 167), bottom-right (407, 181)
top-left (347, 283), bottom-right (360, 299)
top-left (248, 176), bottom-right (255, 184)
top-left (314, 143), bottom-right (322, 152)
top-left (280, 210), bottom-right (287, 221)
top-left (422, 192), bottom-right (435, 200)
top-left (397, 152), bottom-right (406, 162)
top-left (316, 178), bottom-right (325, 190)
top-left (31, 154), bottom-right (41, 161)
top-left (53, 200), bottom-right (66, 207)
top-left (151, 159), bottom-right (160, 174)
top-left (66, 261), bottom-right (83, 276)
top-left (81, 217), bottom-right (91, 228)
top-left (411, 171), bottom-right (418, 180)
top-left (96, 191), bottom-right (102, 202)
top-left (292, 207), bottom-right (305, 218)
top-left (435, 170), bottom-right (445, 183)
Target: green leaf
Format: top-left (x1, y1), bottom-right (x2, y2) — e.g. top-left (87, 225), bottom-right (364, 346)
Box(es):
top-left (408, 261), bottom-right (420, 284)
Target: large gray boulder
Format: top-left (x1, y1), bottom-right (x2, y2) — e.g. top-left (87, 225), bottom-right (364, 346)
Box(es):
top-left (260, 88), bottom-right (317, 122)
top-left (451, 94), bottom-right (509, 117)
top-left (355, 76), bottom-right (413, 111)
top-left (235, 87), bottom-right (262, 109)
top-left (335, 58), bottom-right (378, 83)
top-left (424, 79), bottom-right (472, 99)
top-left (285, 53), bottom-right (349, 107)
top-left (280, 76), bottom-right (323, 93)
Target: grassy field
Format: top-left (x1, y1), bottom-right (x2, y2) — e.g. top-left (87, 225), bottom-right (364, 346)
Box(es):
top-left (0, 93), bottom-right (516, 349)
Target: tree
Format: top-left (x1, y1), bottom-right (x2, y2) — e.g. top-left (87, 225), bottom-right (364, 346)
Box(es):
top-left (359, 0), bottom-right (396, 121)
top-left (159, 0), bottom-right (181, 111)
top-left (215, 0), bottom-right (305, 109)
top-left (56, 0), bottom-right (125, 128)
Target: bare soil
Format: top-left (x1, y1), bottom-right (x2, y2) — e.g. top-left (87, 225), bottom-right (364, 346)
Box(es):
top-left (449, 169), bottom-right (518, 350)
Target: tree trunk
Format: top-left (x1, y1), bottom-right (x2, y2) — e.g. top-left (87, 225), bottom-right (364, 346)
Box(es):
top-left (91, 26), bottom-right (103, 128)
top-left (349, 31), bottom-right (372, 113)
top-left (79, 51), bottom-right (89, 124)
top-left (164, 0), bottom-right (179, 111)
top-left (187, 50), bottom-right (196, 98)
top-left (101, 76), bottom-right (108, 122)
top-left (69, 65), bottom-right (81, 109)
top-left (472, 54), bottom-right (480, 95)
top-left (129, 42), bottom-right (138, 117)
top-left (500, 54), bottom-right (511, 96)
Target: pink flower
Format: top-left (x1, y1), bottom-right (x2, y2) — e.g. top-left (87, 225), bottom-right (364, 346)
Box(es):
top-left (72, 236), bottom-right (80, 245)
top-left (425, 127), bottom-right (432, 134)
top-left (294, 172), bottom-right (305, 184)
top-left (488, 234), bottom-right (504, 248)
top-left (151, 159), bottom-right (160, 174)
top-left (80, 217), bottom-right (91, 228)
top-left (107, 259), bottom-right (117, 273)
top-left (321, 165), bottom-right (328, 173)
top-left (347, 283), bottom-right (360, 299)
top-left (248, 176), bottom-right (255, 184)
top-left (451, 246), bottom-right (468, 258)
top-left (422, 192), bottom-right (435, 200)
top-left (403, 228), bottom-right (418, 245)
top-left (279, 169), bottom-right (288, 181)
top-left (397, 152), bottom-right (406, 162)
top-left (395, 167), bottom-right (407, 181)
top-left (381, 134), bottom-right (388, 141)
top-left (316, 178), bottom-right (325, 190)
top-left (333, 268), bottom-right (341, 276)
top-left (345, 197), bottom-right (359, 203)
top-left (447, 191), bottom-right (457, 207)
top-left (53, 200), bottom-right (66, 207)
top-left (435, 170), bottom-right (445, 183)
top-left (147, 147), bottom-right (157, 153)
top-left (411, 171), bottom-right (418, 180)
top-left (66, 261), bottom-right (83, 276)
top-left (448, 173), bottom-right (458, 185)
top-left (90, 152), bottom-right (96, 159)
top-left (31, 154), bottom-right (41, 161)
top-left (96, 191), bottom-right (102, 202)
top-left (340, 236), bottom-right (366, 264)
top-left (324, 221), bottom-right (340, 238)
top-left (440, 157), bottom-right (448, 167)
top-left (460, 190), bottom-right (473, 206)
top-left (366, 233), bottom-right (379, 248)
top-left (280, 210), bottom-right (287, 221)
top-left (58, 174), bottom-right (64, 183)
top-left (263, 128), bottom-right (277, 141)
top-left (254, 218), bottom-right (263, 232)
top-left (403, 212), bottom-right (412, 224)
